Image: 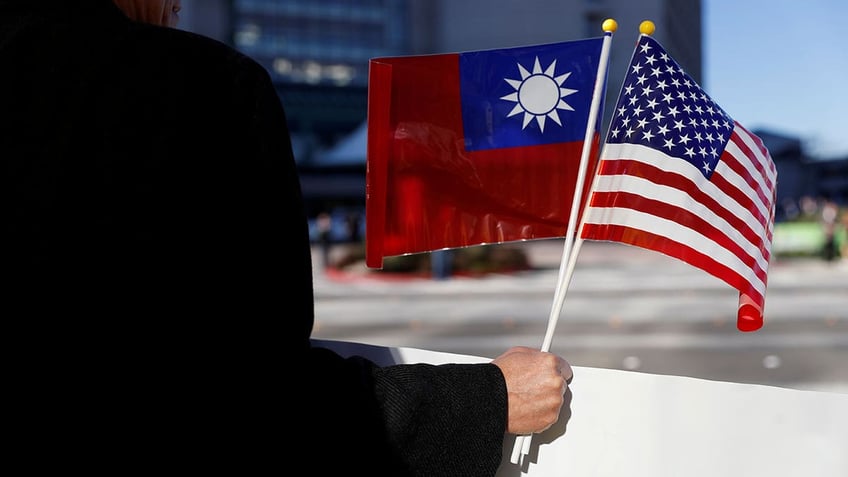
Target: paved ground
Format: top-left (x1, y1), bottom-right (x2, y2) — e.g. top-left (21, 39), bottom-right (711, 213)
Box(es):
top-left (310, 239), bottom-right (848, 394)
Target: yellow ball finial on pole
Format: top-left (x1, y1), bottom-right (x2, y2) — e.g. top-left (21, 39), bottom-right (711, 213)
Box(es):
top-left (602, 18), bottom-right (618, 33)
top-left (639, 20), bottom-right (656, 35)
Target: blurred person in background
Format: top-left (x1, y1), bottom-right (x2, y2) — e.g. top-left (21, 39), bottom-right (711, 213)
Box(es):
top-left (820, 198), bottom-right (847, 263)
top-left (1, 1), bottom-right (573, 475)
top-left (316, 210), bottom-right (333, 269)
top-left (821, 198), bottom-right (839, 261)
top-left (841, 207), bottom-right (848, 260)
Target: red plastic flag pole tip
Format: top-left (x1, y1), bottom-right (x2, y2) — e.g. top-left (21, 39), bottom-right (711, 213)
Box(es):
top-left (737, 304), bottom-right (763, 332)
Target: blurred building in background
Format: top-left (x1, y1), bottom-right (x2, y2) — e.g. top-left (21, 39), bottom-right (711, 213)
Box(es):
top-left (179, 0), bottom-right (845, 231)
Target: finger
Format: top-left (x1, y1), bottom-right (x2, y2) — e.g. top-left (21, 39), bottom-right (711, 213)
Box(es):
top-left (560, 360), bottom-right (574, 382)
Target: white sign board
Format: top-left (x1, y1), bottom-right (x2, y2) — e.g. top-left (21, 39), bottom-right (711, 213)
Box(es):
top-left (314, 339), bottom-right (848, 476)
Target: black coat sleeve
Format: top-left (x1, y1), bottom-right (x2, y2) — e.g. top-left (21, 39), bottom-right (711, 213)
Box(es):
top-left (303, 346), bottom-right (509, 477)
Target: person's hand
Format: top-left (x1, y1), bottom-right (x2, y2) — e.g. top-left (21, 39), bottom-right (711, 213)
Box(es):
top-left (492, 346), bottom-right (572, 435)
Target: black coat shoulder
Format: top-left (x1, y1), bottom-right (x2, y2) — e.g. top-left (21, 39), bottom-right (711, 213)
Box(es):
top-left (2, 2), bottom-right (312, 333)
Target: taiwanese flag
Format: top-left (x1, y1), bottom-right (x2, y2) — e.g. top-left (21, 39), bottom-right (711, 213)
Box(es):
top-left (366, 38), bottom-right (606, 268)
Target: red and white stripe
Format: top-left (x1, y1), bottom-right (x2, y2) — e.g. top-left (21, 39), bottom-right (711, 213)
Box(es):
top-left (580, 123), bottom-right (777, 331)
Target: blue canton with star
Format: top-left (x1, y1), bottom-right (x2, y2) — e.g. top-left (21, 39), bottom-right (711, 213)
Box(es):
top-left (606, 36), bottom-right (735, 179)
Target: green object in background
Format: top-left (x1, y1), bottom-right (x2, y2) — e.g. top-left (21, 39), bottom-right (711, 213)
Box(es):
top-left (772, 220), bottom-right (845, 257)
top-left (773, 221), bottom-right (823, 255)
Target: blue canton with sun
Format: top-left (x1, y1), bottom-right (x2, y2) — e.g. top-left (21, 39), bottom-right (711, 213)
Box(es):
top-left (458, 38), bottom-right (604, 152)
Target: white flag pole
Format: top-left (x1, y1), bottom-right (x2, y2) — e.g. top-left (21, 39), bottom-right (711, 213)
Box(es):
top-left (511, 19), bottom-right (616, 466)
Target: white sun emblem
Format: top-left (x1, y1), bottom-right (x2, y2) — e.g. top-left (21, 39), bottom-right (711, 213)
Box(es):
top-left (500, 57), bottom-right (578, 132)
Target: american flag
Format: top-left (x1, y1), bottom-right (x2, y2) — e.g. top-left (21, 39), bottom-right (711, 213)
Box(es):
top-left (580, 35), bottom-right (777, 332)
